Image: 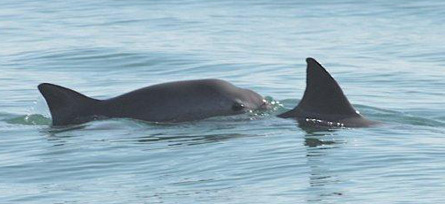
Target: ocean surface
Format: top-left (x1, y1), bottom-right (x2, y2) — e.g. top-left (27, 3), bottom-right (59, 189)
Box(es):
top-left (1, 0), bottom-right (445, 203)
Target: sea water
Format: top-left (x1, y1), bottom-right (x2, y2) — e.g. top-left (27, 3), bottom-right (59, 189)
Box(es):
top-left (1, 0), bottom-right (444, 203)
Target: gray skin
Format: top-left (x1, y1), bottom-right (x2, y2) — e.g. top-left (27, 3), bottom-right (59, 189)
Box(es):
top-left (278, 58), bottom-right (378, 128)
top-left (38, 79), bottom-right (269, 126)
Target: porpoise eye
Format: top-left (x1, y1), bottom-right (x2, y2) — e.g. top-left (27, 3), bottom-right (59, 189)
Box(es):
top-left (232, 102), bottom-right (245, 111)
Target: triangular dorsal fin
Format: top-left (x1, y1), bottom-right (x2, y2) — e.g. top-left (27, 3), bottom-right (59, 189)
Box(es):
top-left (38, 83), bottom-right (101, 126)
top-left (279, 58), bottom-right (360, 119)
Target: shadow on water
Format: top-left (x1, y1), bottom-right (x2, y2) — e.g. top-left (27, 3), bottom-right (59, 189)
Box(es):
top-left (44, 125), bottom-right (89, 134)
top-left (297, 124), bottom-right (346, 202)
top-left (37, 124), bottom-right (90, 147)
top-left (136, 133), bottom-right (260, 147)
top-left (131, 117), bottom-right (266, 146)
top-left (32, 117), bottom-right (264, 147)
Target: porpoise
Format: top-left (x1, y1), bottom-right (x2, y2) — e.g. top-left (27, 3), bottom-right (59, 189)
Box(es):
top-left (38, 79), bottom-right (269, 126)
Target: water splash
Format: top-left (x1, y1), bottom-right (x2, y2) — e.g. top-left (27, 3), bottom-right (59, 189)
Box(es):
top-left (6, 114), bottom-right (51, 126)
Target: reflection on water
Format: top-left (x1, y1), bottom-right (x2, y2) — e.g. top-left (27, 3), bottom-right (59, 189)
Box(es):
top-left (303, 128), bottom-right (346, 203)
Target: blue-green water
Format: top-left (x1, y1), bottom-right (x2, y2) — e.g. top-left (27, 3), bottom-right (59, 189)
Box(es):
top-left (1, 0), bottom-right (445, 203)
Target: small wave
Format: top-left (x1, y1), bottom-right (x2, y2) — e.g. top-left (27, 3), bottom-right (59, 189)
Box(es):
top-left (5, 114), bottom-right (51, 126)
top-left (355, 105), bottom-right (445, 127)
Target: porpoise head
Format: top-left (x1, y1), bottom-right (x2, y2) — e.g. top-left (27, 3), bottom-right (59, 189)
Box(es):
top-left (191, 79), bottom-right (269, 117)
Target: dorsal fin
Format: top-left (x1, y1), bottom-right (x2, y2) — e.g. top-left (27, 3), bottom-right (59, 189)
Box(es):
top-left (38, 83), bottom-right (101, 126)
top-left (279, 58), bottom-right (360, 119)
